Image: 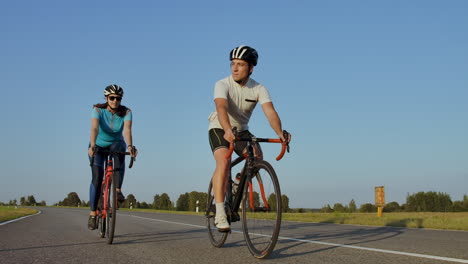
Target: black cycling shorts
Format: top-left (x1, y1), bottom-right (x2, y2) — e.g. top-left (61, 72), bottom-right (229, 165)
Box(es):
top-left (208, 128), bottom-right (253, 155)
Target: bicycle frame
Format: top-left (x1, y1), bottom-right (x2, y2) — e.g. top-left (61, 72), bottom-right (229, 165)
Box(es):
top-left (100, 156), bottom-right (115, 219)
top-left (89, 146), bottom-right (135, 242)
top-left (225, 135), bottom-right (288, 222)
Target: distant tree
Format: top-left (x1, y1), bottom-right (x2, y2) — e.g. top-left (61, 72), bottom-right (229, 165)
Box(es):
top-left (406, 191), bottom-right (452, 212)
top-left (248, 191), bottom-right (260, 208)
top-left (140, 202), bottom-right (150, 209)
top-left (123, 194), bottom-right (137, 208)
top-left (27, 195), bottom-right (37, 206)
top-left (159, 193), bottom-right (173, 210)
top-left (452, 201), bottom-right (465, 212)
top-left (8, 199), bottom-right (17, 206)
top-left (188, 191), bottom-right (207, 212)
top-left (60, 192), bottom-right (81, 207)
top-left (39, 200), bottom-right (47, 206)
top-left (333, 203), bottom-right (345, 212)
top-left (359, 203), bottom-right (376, 213)
top-left (20, 197), bottom-right (26, 206)
top-left (281, 195), bottom-right (290, 213)
top-left (267, 193), bottom-right (277, 212)
top-left (463, 195), bottom-right (468, 211)
top-left (348, 199), bottom-right (357, 213)
top-left (384, 201), bottom-right (400, 212)
top-left (320, 204), bottom-right (333, 213)
top-left (80, 200), bottom-right (89, 207)
top-left (152, 194), bottom-right (161, 209)
top-left (176, 193), bottom-right (189, 211)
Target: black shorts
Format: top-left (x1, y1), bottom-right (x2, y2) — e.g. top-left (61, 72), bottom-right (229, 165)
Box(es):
top-left (208, 128), bottom-right (254, 155)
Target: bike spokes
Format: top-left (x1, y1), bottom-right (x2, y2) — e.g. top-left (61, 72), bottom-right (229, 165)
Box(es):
top-left (242, 161), bottom-right (282, 259)
top-left (106, 176), bottom-right (117, 244)
top-left (206, 181), bottom-right (229, 247)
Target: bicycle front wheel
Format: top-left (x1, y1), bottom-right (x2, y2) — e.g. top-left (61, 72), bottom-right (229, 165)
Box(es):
top-left (97, 195), bottom-right (106, 238)
top-left (241, 160), bottom-right (282, 259)
top-left (106, 174), bottom-right (117, 244)
top-left (206, 180), bottom-right (229, 247)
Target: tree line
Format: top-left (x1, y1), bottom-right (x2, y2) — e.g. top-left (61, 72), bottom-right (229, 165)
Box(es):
top-left (0, 196), bottom-right (47, 207)
top-left (319, 192), bottom-right (468, 213)
top-left (5, 191), bottom-right (467, 213)
top-left (3, 191), bottom-right (291, 212)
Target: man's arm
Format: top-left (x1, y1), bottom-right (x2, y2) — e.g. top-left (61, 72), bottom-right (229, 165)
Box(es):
top-left (214, 98), bottom-right (235, 142)
top-left (261, 102), bottom-right (286, 141)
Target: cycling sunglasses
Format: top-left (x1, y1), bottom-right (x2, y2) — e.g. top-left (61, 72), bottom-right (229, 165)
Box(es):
top-left (108, 96), bottom-right (122, 101)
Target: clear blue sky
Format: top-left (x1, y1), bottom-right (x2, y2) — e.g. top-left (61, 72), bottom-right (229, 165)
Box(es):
top-left (1, 1), bottom-right (467, 208)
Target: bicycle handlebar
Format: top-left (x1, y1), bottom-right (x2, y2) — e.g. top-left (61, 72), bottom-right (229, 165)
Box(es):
top-left (89, 146), bottom-right (136, 168)
top-left (225, 130), bottom-right (290, 161)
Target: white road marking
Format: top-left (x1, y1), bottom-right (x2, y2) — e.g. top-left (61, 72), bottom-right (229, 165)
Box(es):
top-left (123, 214), bottom-right (468, 263)
top-left (0, 210), bottom-right (42, 226)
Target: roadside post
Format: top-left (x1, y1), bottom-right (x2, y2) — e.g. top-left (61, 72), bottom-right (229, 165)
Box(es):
top-left (196, 200), bottom-right (199, 213)
top-left (375, 186), bottom-right (385, 217)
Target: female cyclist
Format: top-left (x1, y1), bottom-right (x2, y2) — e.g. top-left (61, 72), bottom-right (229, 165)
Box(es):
top-left (87, 84), bottom-right (137, 230)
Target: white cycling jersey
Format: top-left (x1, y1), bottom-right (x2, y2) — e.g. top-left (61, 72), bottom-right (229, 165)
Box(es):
top-left (208, 75), bottom-right (272, 131)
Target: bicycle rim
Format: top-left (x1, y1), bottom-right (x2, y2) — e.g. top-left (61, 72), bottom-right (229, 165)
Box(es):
top-left (99, 215), bottom-right (105, 238)
top-left (206, 181), bottom-right (229, 247)
top-left (98, 195), bottom-right (105, 238)
top-left (241, 160), bottom-right (282, 259)
top-left (106, 175), bottom-right (117, 244)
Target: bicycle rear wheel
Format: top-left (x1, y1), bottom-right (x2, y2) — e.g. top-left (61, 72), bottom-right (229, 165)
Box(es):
top-left (106, 174), bottom-right (117, 244)
top-left (206, 181), bottom-right (229, 247)
top-left (241, 160), bottom-right (282, 259)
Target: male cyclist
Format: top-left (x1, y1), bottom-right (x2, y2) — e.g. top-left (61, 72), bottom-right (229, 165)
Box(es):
top-left (208, 46), bottom-right (291, 231)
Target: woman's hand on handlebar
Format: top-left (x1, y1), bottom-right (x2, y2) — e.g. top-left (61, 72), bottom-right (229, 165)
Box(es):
top-left (128, 145), bottom-right (138, 158)
top-left (88, 145), bottom-right (96, 157)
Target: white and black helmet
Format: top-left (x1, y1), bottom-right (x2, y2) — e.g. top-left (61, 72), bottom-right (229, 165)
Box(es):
top-left (104, 84), bottom-right (124, 97)
top-left (230, 46), bottom-right (258, 66)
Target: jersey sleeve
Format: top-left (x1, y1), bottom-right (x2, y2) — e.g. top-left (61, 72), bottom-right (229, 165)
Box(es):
top-left (124, 109), bottom-right (132, 121)
top-left (91, 107), bottom-right (100, 119)
top-left (258, 85), bottom-right (272, 104)
top-left (214, 80), bottom-right (229, 100)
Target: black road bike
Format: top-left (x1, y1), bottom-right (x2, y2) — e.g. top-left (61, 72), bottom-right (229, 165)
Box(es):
top-left (206, 129), bottom-right (290, 258)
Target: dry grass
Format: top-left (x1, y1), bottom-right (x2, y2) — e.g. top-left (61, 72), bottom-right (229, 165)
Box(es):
top-left (282, 212), bottom-right (468, 231)
top-left (0, 206), bottom-right (38, 223)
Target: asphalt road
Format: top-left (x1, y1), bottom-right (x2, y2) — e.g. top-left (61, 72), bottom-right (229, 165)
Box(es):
top-left (1, 207), bottom-right (467, 264)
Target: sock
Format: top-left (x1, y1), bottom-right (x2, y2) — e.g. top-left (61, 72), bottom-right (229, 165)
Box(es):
top-left (216, 203), bottom-right (226, 217)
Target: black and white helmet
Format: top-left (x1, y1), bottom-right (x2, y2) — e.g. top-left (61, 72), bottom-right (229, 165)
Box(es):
top-left (104, 84), bottom-right (124, 97)
top-left (230, 46), bottom-right (258, 66)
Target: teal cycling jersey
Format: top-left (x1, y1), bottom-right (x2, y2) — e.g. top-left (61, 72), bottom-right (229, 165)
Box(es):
top-left (91, 107), bottom-right (132, 147)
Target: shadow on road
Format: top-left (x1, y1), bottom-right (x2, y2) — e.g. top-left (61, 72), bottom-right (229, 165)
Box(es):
top-left (0, 241), bottom-right (103, 252)
top-left (114, 228), bottom-right (207, 245)
top-left (269, 222), bottom-right (405, 259)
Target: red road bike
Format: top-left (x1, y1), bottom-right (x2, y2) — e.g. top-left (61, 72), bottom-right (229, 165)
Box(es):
top-left (90, 147), bottom-right (135, 244)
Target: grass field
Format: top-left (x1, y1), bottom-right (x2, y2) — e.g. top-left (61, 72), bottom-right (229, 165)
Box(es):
top-left (281, 212), bottom-right (468, 231)
top-left (4, 206), bottom-right (467, 231)
top-left (0, 206), bottom-right (38, 223)
top-left (121, 208), bottom-right (468, 231)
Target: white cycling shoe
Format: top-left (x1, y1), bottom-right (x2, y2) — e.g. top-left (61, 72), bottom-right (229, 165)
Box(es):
top-left (214, 214), bottom-right (231, 232)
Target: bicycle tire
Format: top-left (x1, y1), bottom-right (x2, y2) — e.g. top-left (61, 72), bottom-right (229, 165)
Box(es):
top-left (241, 160), bottom-right (282, 259)
top-left (206, 180), bottom-right (229, 247)
top-left (97, 195), bottom-right (105, 238)
top-left (99, 215), bottom-right (105, 238)
top-left (106, 174), bottom-right (117, 244)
